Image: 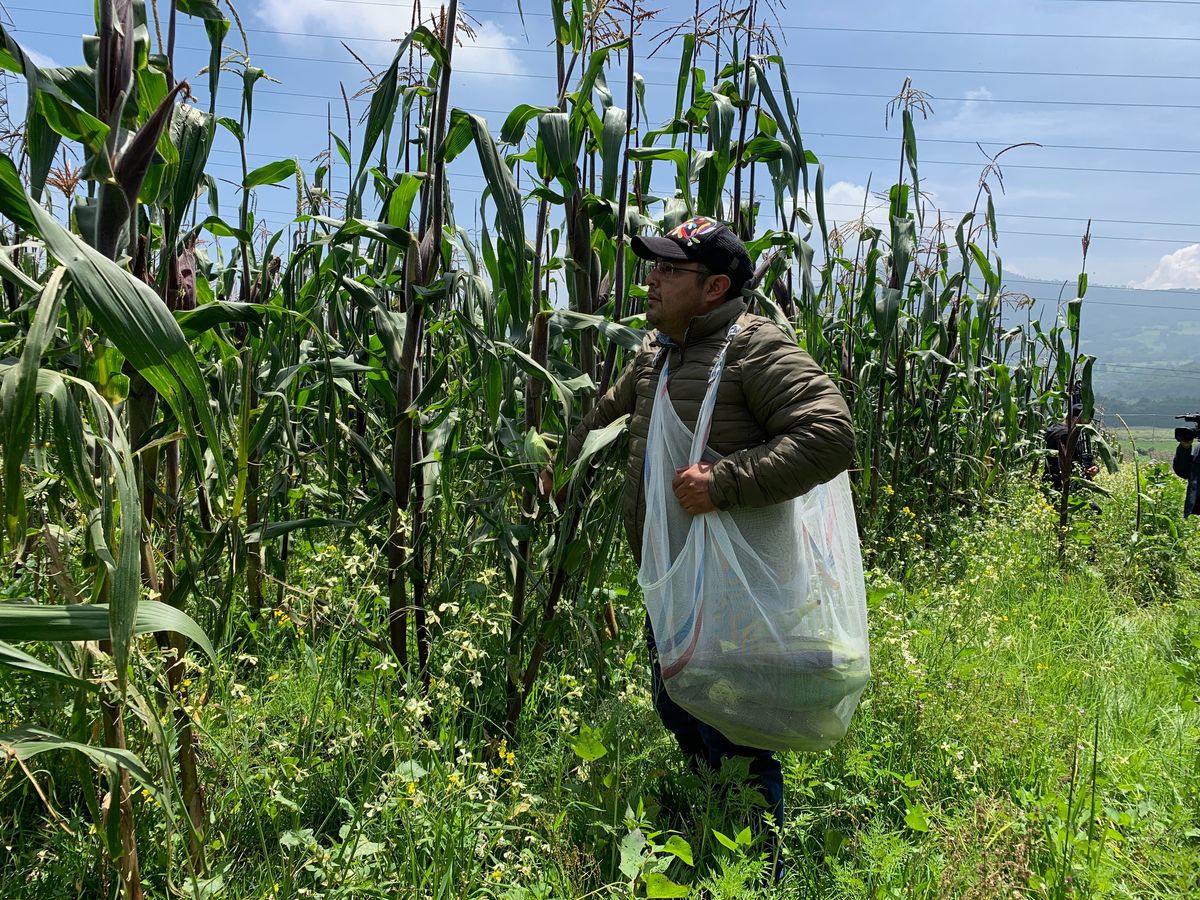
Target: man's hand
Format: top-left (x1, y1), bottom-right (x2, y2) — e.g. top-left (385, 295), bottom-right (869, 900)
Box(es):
top-left (1086, 464), bottom-right (1100, 479)
top-left (673, 462), bottom-right (716, 516)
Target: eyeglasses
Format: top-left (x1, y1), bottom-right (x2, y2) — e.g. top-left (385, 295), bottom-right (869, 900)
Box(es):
top-left (649, 260), bottom-right (711, 278)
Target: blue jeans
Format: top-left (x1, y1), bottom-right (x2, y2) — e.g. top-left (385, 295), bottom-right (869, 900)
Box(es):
top-left (644, 617), bottom-right (785, 829)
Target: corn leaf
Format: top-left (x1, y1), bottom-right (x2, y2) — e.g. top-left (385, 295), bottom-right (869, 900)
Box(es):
top-left (0, 640), bottom-right (93, 690)
top-left (0, 601), bottom-right (216, 662)
top-left (0, 155), bottom-right (226, 492)
top-left (243, 159), bottom-right (297, 189)
top-left (599, 106), bottom-right (626, 202)
top-left (1, 726), bottom-right (161, 801)
top-left (1, 267), bottom-right (67, 545)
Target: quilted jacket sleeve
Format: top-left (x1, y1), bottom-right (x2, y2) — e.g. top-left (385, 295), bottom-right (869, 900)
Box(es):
top-left (707, 324), bottom-right (855, 509)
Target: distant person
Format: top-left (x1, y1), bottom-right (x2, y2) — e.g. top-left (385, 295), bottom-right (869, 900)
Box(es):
top-left (1043, 404), bottom-right (1099, 492)
top-left (1172, 428), bottom-right (1199, 518)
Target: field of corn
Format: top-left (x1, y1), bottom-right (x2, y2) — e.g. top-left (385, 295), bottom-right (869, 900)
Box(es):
top-left (0, 2), bottom-right (1198, 898)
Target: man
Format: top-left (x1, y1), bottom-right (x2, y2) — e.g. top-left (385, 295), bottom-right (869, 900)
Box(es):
top-left (1172, 429), bottom-right (1200, 517)
top-left (1043, 404), bottom-right (1099, 492)
top-left (554, 216), bottom-right (855, 859)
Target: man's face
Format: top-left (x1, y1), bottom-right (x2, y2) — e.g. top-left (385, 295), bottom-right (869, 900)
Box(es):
top-left (645, 259), bottom-right (725, 339)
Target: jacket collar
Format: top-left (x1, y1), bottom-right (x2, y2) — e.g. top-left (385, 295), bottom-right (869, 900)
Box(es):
top-left (658, 297), bottom-right (746, 348)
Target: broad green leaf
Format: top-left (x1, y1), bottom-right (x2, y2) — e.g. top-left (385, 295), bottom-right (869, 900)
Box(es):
top-left (618, 827), bottom-right (647, 879)
top-left (168, 104), bottom-right (215, 229)
top-left (1, 726), bottom-right (161, 801)
top-left (537, 111), bottom-right (576, 194)
top-left (1, 267), bottom-right (67, 545)
top-left (243, 158), bottom-right (297, 189)
top-left (36, 92), bottom-right (108, 152)
top-left (643, 873), bottom-right (690, 898)
top-left (396, 760), bottom-right (428, 780)
top-left (902, 108), bottom-right (920, 223)
top-left (444, 109), bottom-right (524, 275)
top-left (0, 640), bottom-right (94, 690)
top-left (662, 834), bottom-right (694, 867)
top-left (672, 33), bottom-right (695, 143)
top-left (0, 25), bottom-right (70, 199)
top-left (175, 300), bottom-right (265, 337)
top-left (712, 829), bottom-right (740, 852)
top-left (549, 309), bottom-right (644, 351)
top-left (599, 106), bottom-right (627, 201)
top-left (568, 415), bottom-right (629, 483)
top-left (246, 517), bottom-right (356, 545)
top-left (904, 803), bottom-right (930, 833)
top-left (499, 103), bottom-right (554, 145)
top-left (568, 724), bottom-right (607, 762)
top-left (0, 601), bottom-right (216, 662)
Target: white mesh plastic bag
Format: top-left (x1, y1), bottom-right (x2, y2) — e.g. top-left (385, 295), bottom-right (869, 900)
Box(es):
top-left (638, 326), bottom-right (870, 752)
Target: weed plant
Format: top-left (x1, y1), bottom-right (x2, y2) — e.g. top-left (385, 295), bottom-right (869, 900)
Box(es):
top-left (4, 469), bottom-right (1195, 898)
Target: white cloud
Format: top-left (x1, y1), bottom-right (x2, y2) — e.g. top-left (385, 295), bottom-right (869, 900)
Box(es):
top-left (814, 181), bottom-right (888, 230)
top-left (1134, 244), bottom-right (1200, 290)
top-left (253, 0), bottom-right (524, 80)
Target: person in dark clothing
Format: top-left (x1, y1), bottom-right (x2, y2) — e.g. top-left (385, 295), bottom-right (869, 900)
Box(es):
top-left (1044, 406), bottom-right (1099, 492)
top-left (546, 217), bottom-right (855, 880)
top-left (1172, 432), bottom-right (1200, 517)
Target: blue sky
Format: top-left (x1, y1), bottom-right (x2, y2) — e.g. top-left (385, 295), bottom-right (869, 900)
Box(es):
top-left (7, 0), bottom-right (1200, 293)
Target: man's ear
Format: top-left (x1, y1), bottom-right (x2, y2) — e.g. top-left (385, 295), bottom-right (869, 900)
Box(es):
top-left (705, 273), bottom-right (732, 306)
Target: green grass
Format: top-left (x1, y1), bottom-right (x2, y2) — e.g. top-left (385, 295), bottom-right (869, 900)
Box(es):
top-left (2, 468), bottom-right (1198, 898)
top-left (1111, 427), bottom-right (1182, 463)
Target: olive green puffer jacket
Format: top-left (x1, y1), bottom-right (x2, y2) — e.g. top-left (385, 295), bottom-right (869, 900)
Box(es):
top-left (566, 297), bottom-right (856, 564)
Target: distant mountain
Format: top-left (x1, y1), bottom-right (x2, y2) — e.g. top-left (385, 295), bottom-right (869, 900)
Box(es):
top-left (1000, 276), bottom-right (1199, 428)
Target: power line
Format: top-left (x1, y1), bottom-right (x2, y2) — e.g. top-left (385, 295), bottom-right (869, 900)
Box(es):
top-left (22, 7), bottom-right (1200, 84)
top-left (794, 88), bottom-right (1200, 113)
top-left (1003, 295), bottom-right (1198, 313)
top-left (220, 0), bottom-right (1200, 40)
top-left (822, 152), bottom-right (1200, 177)
top-left (209, 152), bottom-right (1200, 232)
top-left (14, 26), bottom-right (1200, 114)
top-left (250, 87), bottom-right (1200, 158)
top-left (11, 6), bottom-right (560, 52)
top-left (1005, 276), bottom-right (1200, 297)
top-left (786, 61), bottom-right (1200, 82)
top-left (809, 131), bottom-right (1200, 157)
top-left (778, 24), bottom-right (1200, 41)
top-left (195, 100), bottom-right (1200, 180)
top-left (1046, 0), bottom-right (1200, 5)
top-left (1095, 362), bottom-right (1193, 374)
top-left (210, 204), bottom-right (1200, 309)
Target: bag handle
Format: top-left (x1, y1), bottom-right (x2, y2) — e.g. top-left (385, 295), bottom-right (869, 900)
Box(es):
top-left (688, 323), bottom-right (741, 464)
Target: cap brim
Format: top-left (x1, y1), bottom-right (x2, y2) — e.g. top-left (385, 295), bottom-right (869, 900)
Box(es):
top-left (631, 234), bottom-right (689, 261)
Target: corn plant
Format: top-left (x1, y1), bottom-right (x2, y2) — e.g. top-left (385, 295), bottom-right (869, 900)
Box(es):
top-left (0, 0), bottom-right (1111, 890)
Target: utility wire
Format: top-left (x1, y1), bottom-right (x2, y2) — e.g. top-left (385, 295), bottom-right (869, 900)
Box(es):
top-left (206, 149), bottom-right (1200, 230)
top-left (1046, 0), bottom-right (1200, 5)
top-left (200, 0), bottom-right (1200, 37)
top-left (13, 26), bottom-right (1200, 113)
top-left (21, 6), bottom-right (1200, 83)
top-left (197, 99), bottom-right (1200, 177)
top-left (1099, 362), bottom-right (1190, 372)
top-left (808, 132), bottom-right (1200, 157)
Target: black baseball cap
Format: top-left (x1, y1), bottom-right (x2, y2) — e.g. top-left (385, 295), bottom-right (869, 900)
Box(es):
top-left (632, 216), bottom-right (753, 295)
